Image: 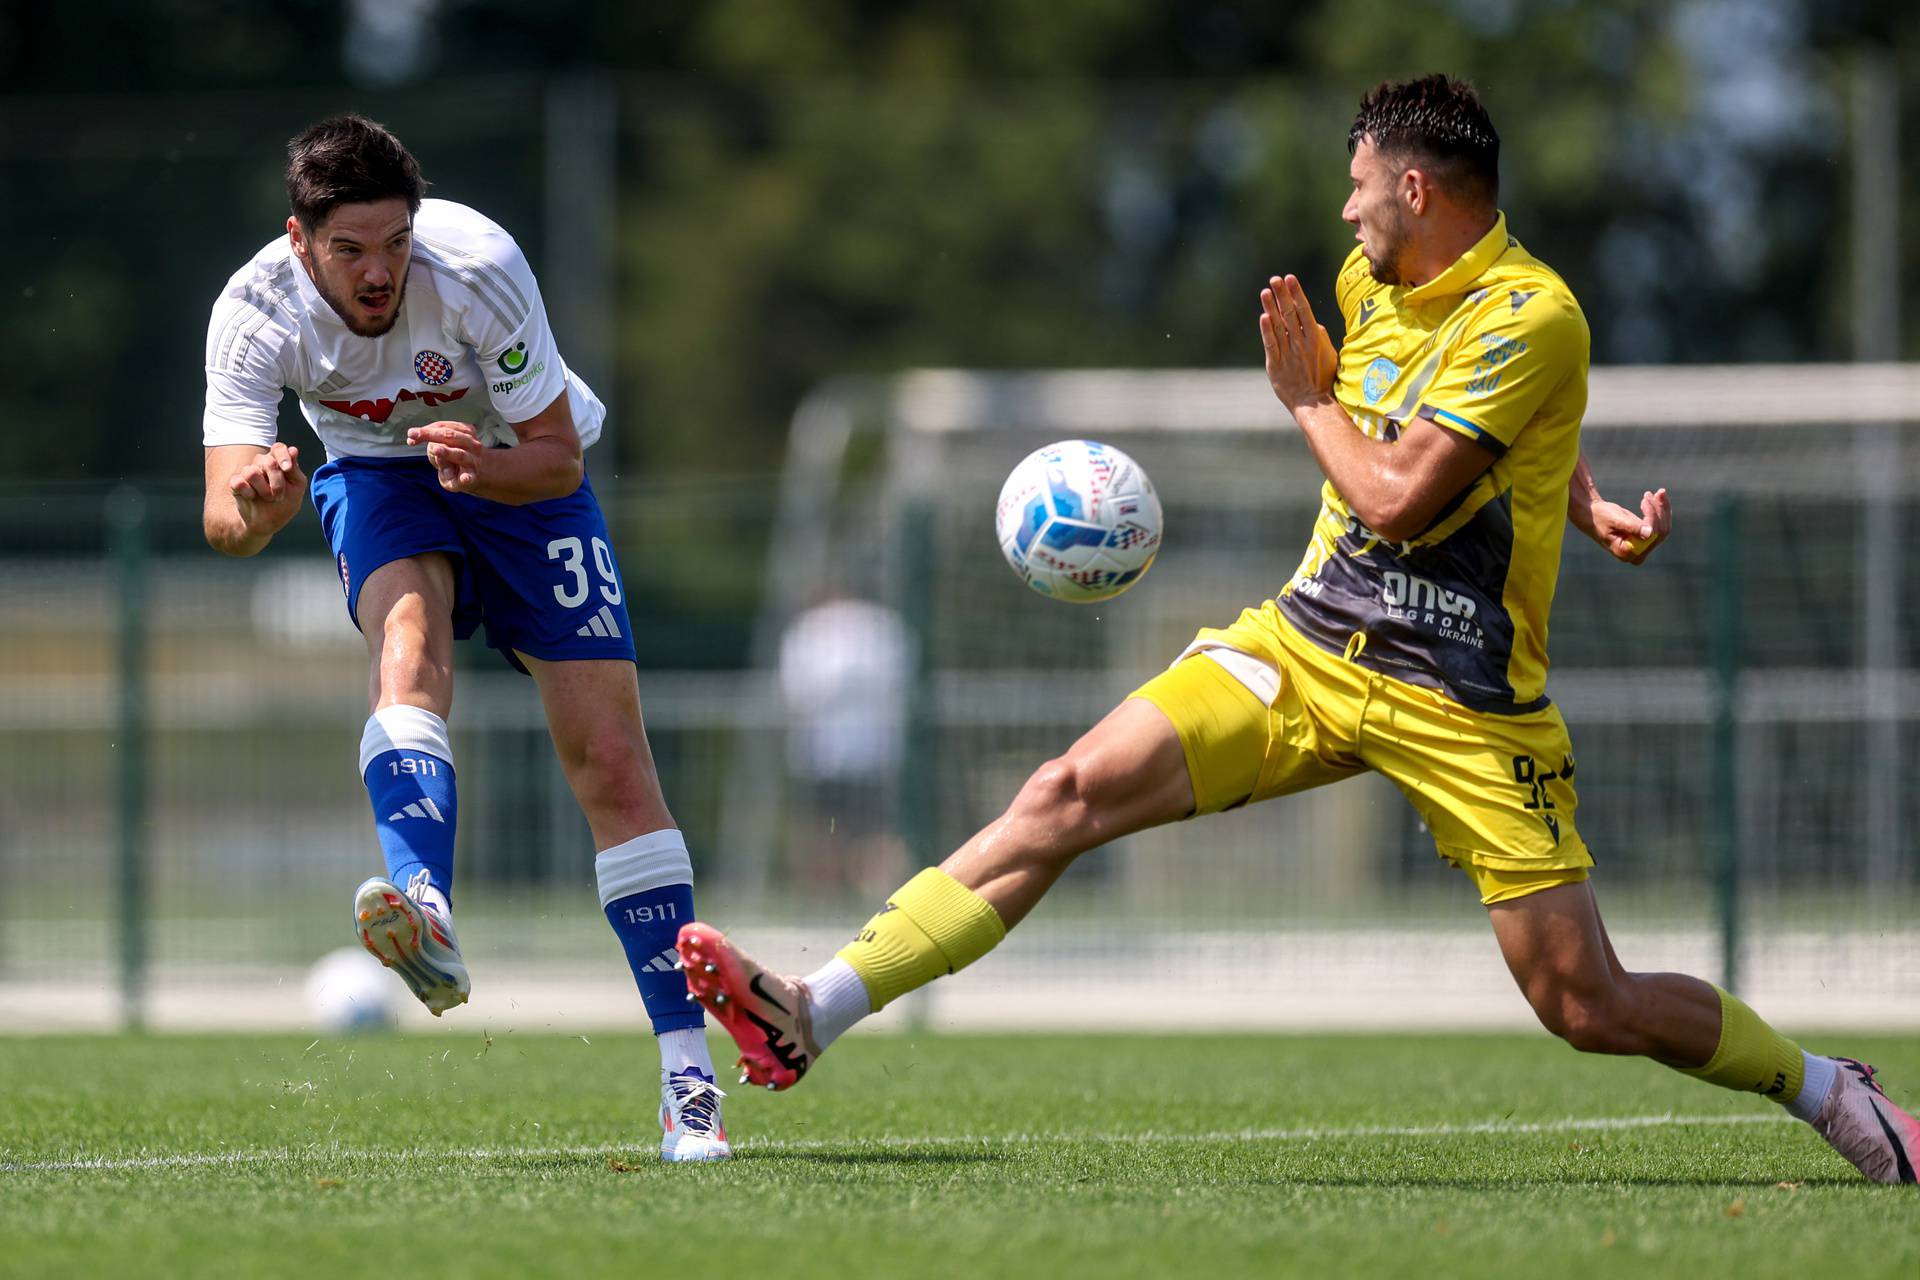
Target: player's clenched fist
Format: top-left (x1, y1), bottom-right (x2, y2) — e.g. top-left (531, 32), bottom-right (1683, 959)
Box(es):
top-left (1588, 487), bottom-right (1672, 566)
top-left (409, 421), bottom-right (484, 494)
top-left (229, 441), bottom-right (308, 526)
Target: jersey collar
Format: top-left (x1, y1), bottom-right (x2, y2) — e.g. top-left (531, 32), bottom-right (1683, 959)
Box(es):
top-left (1399, 211), bottom-right (1512, 305)
top-left (288, 244), bottom-right (340, 326)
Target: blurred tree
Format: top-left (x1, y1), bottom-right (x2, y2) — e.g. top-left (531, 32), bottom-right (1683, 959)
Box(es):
top-left (0, 0), bottom-right (1912, 663)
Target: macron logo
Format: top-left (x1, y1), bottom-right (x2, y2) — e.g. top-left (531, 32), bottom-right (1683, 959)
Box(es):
top-left (387, 798), bottom-right (447, 823)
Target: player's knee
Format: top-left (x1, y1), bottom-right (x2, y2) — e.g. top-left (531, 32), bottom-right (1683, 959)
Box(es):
top-left (1531, 982), bottom-right (1628, 1055)
top-left (1017, 757), bottom-right (1081, 814)
top-left (1011, 757), bottom-right (1093, 849)
top-left (562, 723), bottom-right (663, 814)
top-left (374, 619), bottom-right (448, 696)
top-left (565, 723), bottom-right (646, 786)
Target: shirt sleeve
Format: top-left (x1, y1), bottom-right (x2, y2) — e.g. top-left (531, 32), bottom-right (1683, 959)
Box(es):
top-left (1414, 290), bottom-right (1588, 456)
top-left (202, 294), bottom-right (290, 448)
top-left (456, 236), bottom-right (569, 426)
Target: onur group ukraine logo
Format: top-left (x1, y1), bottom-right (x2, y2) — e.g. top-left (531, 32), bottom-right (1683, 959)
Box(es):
top-left (414, 349), bottom-right (454, 386)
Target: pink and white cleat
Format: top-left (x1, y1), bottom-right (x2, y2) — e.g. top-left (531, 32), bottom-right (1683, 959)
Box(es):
top-left (675, 924), bottom-right (819, 1091)
top-left (1808, 1057), bottom-right (1920, 1185)
top-left (352, 876), bottom-right (470, 1017)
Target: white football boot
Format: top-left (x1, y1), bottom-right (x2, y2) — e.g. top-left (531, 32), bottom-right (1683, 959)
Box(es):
top-left (352, 876), bottom-right (470, 1016)
top-left (659, 1067), bottom-right (730, 1162)
top-left (1807, 1056), bottom-right (1920, 1185)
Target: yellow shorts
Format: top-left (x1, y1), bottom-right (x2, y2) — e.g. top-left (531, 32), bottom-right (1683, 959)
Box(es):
top-left (1131, 601), bottom-right (1594, 905)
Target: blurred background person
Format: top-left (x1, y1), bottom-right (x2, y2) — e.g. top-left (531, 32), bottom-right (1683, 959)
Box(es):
top-left (778, 591), bottom-right (914, 899)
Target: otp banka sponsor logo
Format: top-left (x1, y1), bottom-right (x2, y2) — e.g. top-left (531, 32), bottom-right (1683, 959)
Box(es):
top-left (1362, 356), bottom-right (1400, 405)
top-left (1382, 570), bottom-right (1485, 648)
top-left (491, 341), bottom-right (547, 394)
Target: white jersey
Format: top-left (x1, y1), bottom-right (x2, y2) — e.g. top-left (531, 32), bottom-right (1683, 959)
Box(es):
top-left (202, 198), bottom-right (605, 460)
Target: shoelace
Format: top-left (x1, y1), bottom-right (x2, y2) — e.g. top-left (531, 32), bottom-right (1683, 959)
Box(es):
top-left (674, 1078), bottom-right (727, 1136)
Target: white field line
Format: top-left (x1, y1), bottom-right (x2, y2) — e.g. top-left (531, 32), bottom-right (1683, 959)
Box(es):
top-left (1, 1111), bottom-right (1793, 1174)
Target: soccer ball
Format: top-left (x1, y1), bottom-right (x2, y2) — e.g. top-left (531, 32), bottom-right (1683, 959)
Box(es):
top-left (994, 440), bottom-right (1163, 603)
top-left (304, 946), bottom-right (401, 1032)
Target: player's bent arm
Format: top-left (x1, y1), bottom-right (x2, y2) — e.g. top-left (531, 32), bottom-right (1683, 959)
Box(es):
top-left (1289, 399), bottom-right (1495, 542)
top-left (203, 442), bottom-right (308, 557)
top-left (1567, 453), bottom-right (1602, 534)
top-left (412, 391), bottom-right (583, 505)
top-left (1567, 452), bottom-right (1672, 564)
top-left (1260, 273), bottom-right (1493, 541)
top-left (498, 390), bottom-right (585, 502)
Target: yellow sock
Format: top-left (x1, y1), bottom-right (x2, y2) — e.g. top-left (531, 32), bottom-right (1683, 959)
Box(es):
top-left (1678, 986), bottom-right (1805, 1102)
top-left (836, 867), bottom-right (1007, 1012)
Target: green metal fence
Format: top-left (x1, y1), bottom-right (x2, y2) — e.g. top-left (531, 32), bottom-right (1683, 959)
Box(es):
top-left (2, 372), bottom-right (1917, 1032)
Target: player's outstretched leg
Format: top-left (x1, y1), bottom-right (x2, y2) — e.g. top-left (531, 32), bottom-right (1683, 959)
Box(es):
top-left (1491, 879), bottom-right (1919, 1184)
top-left (523, 653), bottom-right (729, 1162)
top-left (680, 697), bottom-right (1196, 1090)
top-left (351, 557), bottom-right (468, 1016)
top-left (597, 828), bottom-right (730, 1162)
top-left (355, 705), bottom-right (468, 1014)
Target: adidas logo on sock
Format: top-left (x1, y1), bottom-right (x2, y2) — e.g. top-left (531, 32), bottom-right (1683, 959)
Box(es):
top-left (640, 946), bottom-right (679, 973)
top-left (575, 605), bottom-right (623, 640)
top-left (386, 798), bottom-right (447, 823)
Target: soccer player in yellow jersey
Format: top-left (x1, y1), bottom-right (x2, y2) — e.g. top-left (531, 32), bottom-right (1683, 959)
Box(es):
top-left (679, 75), bottom-right (1920, 1183)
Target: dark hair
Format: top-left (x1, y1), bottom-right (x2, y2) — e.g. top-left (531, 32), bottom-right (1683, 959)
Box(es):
top-left (1348, 75), bottom-right (1499, 208)
top-left (285, 114), bottom-right (427, 230)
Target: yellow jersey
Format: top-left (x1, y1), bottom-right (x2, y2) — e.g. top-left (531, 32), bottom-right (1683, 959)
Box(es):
top-left (1275, 213), bottom-right (1590, 714)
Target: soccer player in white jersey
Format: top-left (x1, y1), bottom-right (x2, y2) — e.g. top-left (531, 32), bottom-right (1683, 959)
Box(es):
top-left (200, 115), bottom-right (727, 1161)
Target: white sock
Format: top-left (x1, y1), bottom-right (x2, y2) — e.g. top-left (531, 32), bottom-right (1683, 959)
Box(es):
top-left (803, 958), bottom-right (873, 1051)
top-left (1786, 1051), bottom-right (1837, 1122)
top-left (659, 1027), bottom-right (714, 1079)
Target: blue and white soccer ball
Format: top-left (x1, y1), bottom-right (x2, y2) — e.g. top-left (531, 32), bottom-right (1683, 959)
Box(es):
top-left (304, 946), bottom-right (401, 1033)
top-left (994, 440), bottom-right (1163, 603)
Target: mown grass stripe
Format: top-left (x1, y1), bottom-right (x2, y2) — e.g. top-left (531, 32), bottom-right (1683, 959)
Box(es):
top-left (1, 1111), bottom-right (1792, 1173)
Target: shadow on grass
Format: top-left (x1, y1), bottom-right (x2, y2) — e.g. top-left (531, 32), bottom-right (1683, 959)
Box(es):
top-left (1271, 1175), bottom-right (1864, 1190)
top-left (743, 1150), bottom-right (1004, 1167)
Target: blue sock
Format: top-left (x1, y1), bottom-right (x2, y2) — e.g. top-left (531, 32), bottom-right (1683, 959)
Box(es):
top-left (360, 706), bottom-right (457, 913)
top-left (597, 829), bottom-right (705, 1035)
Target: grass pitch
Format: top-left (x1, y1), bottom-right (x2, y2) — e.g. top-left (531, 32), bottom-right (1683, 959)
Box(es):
top-left (2, 1032), bottom-right (1916, 1278)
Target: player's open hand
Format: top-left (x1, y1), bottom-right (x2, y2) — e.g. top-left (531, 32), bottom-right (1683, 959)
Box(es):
top-left (410, 421), bottom-right (485, 494)
top-left (1260, 274), bottom-right (1339, 414)
top-left (228, 442), bottom-right (307, 531)
top-left (1588, 488), bottom-right (1672, 565)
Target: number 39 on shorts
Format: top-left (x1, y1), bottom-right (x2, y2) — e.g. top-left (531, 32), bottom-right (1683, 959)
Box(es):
top-left (546, 536), bottom-right (623, 608)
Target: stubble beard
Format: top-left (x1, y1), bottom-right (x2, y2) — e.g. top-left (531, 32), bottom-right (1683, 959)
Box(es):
top-left (314, 269), bottom-right (406, 339)
top-left (1363, 204), bottom-right (1412, 286)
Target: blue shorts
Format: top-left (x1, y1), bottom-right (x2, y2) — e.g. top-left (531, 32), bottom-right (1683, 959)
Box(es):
top-left (310, 455), bottom-right (636, 673)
